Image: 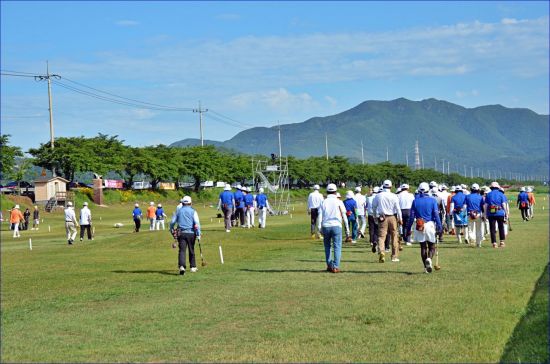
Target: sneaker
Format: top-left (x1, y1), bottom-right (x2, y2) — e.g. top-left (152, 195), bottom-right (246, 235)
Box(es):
top-left (331, 267), bottom-right (341, 273)
top-left (326, 265), bottom-right (332, 272)
top-left (499, 242), bottom-right (506, 248)
top-left (492, 243), bottom-right (498, 248)
top-left (190, 267), bottom-right (198, 273)
top-left (406, 242), bottom-right (412, 246)
top-left (359, 232), bottom-right (365, 239)
top-left (179, 266), bottom-right (186, 275)
top-left (319, 235), bottom-right (324, 240)
top-left (379, 253), bottom-right (385, 263)
top-left (311, 234), bottom-right (316, 239)
top-left (351, 240), bottom-right (357, 244)
top-left (424, 268), bottom-right (429, 274)
top-left (385, 249), bottom-right (390, 253)
top-left (226, 229), bottom-right (231, 233)
top-left (425, 258), bottom-right (433, 273)
top-left (371, 245), bottom-right (377, 253)
top-left (68, 240), bottom-right (73, 245)
top-left (80, 238), bottom-right (83, 242)
top-left (391, 257), bottom-right (400, 262)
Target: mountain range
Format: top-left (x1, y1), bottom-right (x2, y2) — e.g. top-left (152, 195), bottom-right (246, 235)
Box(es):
top-left (170, 98), bottom-right (549, 177)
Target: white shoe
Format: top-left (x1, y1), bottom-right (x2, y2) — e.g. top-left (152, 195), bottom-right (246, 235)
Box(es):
top-left (190, 267), bottom-right (198, 273)
top-left (391, 257), bottom-right (400, 262)
top-left (425, 258), bottom-right (433, 273)
top-left (351, 240), bottom-right (356, 244)
top-left (226, 229), bottom-right (230, 233)
top-left (406, 242), bottom-right (412, 246)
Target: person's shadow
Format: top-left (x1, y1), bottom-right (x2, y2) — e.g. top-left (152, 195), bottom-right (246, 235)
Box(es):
top-left (112, 269), bottom-right (178, 276)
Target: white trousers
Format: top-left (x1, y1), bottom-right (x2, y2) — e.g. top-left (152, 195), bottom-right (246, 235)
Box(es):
top-left (467, 218), bottom-right (483, 246)
top-left (357, 215), bottom-right (367, 234)
top-left (258, 207), bottom-right (267, 228)
top-left (246, 207), bottom-right (255, 228)
top-left (13, 222), bottom-right (20, 237)
top-left (155, 219), bottom-right (165, 230)
top-left (65, 221), bottom-right (77, 241)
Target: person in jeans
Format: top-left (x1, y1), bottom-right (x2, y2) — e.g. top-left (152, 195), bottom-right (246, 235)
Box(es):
top-left (317, 183), bottom-right (349, 273)
top-left (170, 195), bottom-right (201, 275)
top-left (217, 184), bottom-right (235, 232)
top-left (484, 181), bottom-right (508, 248)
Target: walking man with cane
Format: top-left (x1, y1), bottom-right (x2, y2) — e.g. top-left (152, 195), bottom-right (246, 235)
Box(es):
top-left (170, 195), bottom-right (201, 275)
top-left (218, 184), bottom-right (235, 232)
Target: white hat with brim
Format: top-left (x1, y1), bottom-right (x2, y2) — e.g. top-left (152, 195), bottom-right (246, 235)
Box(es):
top-left (313, 184), bottom-right (320, 190)
top-left (182, 196), bottom-right (192, 204)
top-left (383, 180), bottom-right (392, 188)
top-left (345, 191), bottom-right (354, 199)
top-left (327, 183), bottom-right (337, 192)
top-left (490, 181), bottom-right (500, 189)
top-left (224, 184), bottom-right (231, 191)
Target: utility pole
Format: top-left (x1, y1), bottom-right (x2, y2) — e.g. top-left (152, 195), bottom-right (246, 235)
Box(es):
top-left (193, 101), bottom-right (208, 146)
top-left (447, 161), bottom-right (450, 175)
top-left (421, 153), bottom-right (424, 169)
top-left (434, 156), bottom-right (437, 170)
top-left (325, 133), bottom-right (329, 161)
top-left (470, 166), bottom-right (473, 178)
top-left (406, 151), bottom-right (409, 167)
top-left (361, 140), bottom-right (364, 165)
top-left (386, 146), bottom-right (389, 162)
top-left (441, 159), bottom-right (445, 174)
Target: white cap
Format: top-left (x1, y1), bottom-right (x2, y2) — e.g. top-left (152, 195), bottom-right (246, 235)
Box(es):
top-left (182, 196), bottom-right (192, 204)
top-left (236, 184), bottom-right (242, 190)
top-left (471, 183), bottom-right (480, 191)
top-left (440, 184), bottom-right (448, 190)
top-left (450, 186), bottom-right (456, 192)
top-left (313, 184), bottom-right (320, 190)
top-left (429, 181), bottom-right (437, 188)
top-left (527, 187), bottom-right (533, 192)
top-left (66, 202), bottom-right (72, 207)
top-left (247, 187), bottom-right (252, 192)
top-left (490, 181), bottom-right (500, 189)
top-left (419, 182), bottom-right (430, 193)
top-left (461, 184), bottom-right (468, 189)
top-left (383, 179), bottom-right (392, 188)
top-left (345, 190), bottom-right (354, 199)
top-left (135, 203), bottom-right (139, 207)
top-left (14, 204), bottom-right (20, 209)
top-left (83, 202), bottom-right (88, 206)
top-left (150, 202), bottom-right (154, 206)
top-left (520, 187), bottom-right (526, 192)
top-left (224, 184), bottom-right (231, 191)
top-left (158, 203), bottom-right (162, 207)
top-left (401, 183), bottom-right (409, 190)
top-left (373, 186), bottom-right (380, 193)
top-left (327, 183), bottom-right (337, 192)
top-left (355, 186), bottom-right (361, 192)
top-left (259, 187), bottom-right (264, 193)
top-left (455, 185), bottom-right (463, 191)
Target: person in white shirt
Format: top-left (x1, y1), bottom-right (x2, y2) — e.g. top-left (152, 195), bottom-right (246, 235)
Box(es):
top-left (317, 184), bottom-right (349, 273)
top-left (398, 184), bottom-right (415, 246)
top-left (307, 184), bottom-right (324, 239)
top-left (64, 201), bottom-right (79, 245)
top-left (437, 184), bottom-right (450, 233)
top-left (365, 186), bottom-right (380, 250)
top-left (372, 180), bottom-right (402, 263)
top-left (354, 186), bottom-right (367, 239)
top-left (79, 202), bottom-right (93, 241)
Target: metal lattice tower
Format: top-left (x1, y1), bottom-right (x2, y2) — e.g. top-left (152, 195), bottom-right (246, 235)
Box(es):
top-left (252, 157), bottom-right (290, 215)
top-left (414, 140), bottom-right (421, 170)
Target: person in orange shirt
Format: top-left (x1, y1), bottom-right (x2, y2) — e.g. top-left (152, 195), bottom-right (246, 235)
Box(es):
top-left (147, 202), bottom-right (156, 230)
top-left (527, 187), bottom-right (536, 219)
top-left (10, 204), bottom-right (24, 238)
top-left (446, 186), bottom-right (456, 235)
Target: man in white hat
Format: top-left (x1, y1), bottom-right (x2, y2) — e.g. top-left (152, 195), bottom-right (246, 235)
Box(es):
top-left (450, 185), bottom-right (468, 244)
top-left (255, 187), bottom-right (272, 228)
top-left (527, 187), bottom-right (536, 219)
top-left (398, 184), bottom-right (415, 246)
top-left (79, 201), bottom-right (93, 241)
top-left (147, 202), bottom-right (156, 231)
top-left (437, 185), bottom-right (450, 233)
top-left (517, 187), bottom-right (530, 221)
top-left (244, 187), bottom-right (256, 228)
top-left (10, 204), bottom-right (24, 238)
top-left (365, 186), bottom-right (380, 250)
top-left (343, 190), bottom-right (358, 243)
top-left (64, 201), bottom-right (79, 245)
top-left (155, 203), bottom-right (167, 230)
top-left (317, 184), bottom-right (349, 273)
top-left (233, 185), bottom-right (246, 227)
top-left (405, 182), bottom-right (442, 273)
top-left (483, 182), bottom-right (508, 248)
top-left (353, 186), bottom-right (367, 239)
top-left (170, 195), bottom-right (201, 275)
top-left (464, 183), bottom-right (484, 247)
top-left (372, 180), bottom-right (402, 262)
top-left (307, 184), bottom-right (324, 239)
top-left (217, 184), bottom-right (235, 232)
top-left (132, 203), bottom-right (142, 232)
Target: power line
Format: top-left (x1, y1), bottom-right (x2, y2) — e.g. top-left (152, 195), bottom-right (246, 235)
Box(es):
top-left (1, 72), bottom-right (37, 78)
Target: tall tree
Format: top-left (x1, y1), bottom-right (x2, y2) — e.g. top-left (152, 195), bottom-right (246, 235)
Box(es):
top-left (0, 134), bottom-right (23, 180)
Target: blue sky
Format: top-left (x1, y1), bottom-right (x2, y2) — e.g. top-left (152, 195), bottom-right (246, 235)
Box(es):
top-left (1, 1), bottom-right (548, 153)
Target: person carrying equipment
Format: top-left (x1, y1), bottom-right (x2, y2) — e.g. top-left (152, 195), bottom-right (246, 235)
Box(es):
top-left (307, 184), bottom-right (324, 239)
top-left (484, 182), bottom-right (508, 248)
top-left (372, 180), bottom-right (402, 263)
top-left (217, 184), bottom-right (235, 232)
top-left (450, 185), bottom-right (468, 244)
top-left (256, 188), bottom-right (272, 228)
top-left (517, 187), bottom-right (530, 221)
top-left (465, 184), bottom-right (484, 247)
top-left (405, 182), bottom-right (442, 273)
top-left (170, 196), bottom-right (201, 275)
top-left (155, 203), bottom-right (167, 230)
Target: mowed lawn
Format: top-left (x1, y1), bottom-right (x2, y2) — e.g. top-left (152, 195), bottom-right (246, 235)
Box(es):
top-left (1, 197), bottom-right (548, 362)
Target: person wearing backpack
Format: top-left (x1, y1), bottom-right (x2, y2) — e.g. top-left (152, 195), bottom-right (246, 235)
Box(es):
top-left (465, 184), bottom-right (484, 247)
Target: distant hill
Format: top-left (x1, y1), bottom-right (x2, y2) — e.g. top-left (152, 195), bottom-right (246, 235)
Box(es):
top-left (170, 98), bottom-right (549, 176)
top-left (169, 138), bottom-right (224, 148)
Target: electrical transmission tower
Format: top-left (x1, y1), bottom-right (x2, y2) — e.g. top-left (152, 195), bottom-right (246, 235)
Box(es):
top-left (414, 140), bottom-right (421, 170)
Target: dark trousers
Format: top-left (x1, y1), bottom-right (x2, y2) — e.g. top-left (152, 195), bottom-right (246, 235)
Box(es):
top-left (236, 207), bottom-right (245, 226)
top-left (520, 207), bottom-right (529, 221)
top-left (178, 232), bottom-right (196, 269)
top-left (401, 209), bottom-right (410, 242)
top-left (80, 224), bottom-right (92, 240)
top-left (222, 207), bottom-right (232, 230)
top-left (310, 208), bottom-right (319, 234)
top-left (134, 218), bottom-right (141, 232)
top-left (488, 216), bottom-right (505, 243)
top-left (368, 215), bottom-right (378, 244)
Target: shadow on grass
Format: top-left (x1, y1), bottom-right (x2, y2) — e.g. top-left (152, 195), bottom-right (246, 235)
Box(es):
top-left (500, 264), bottom-right (549, 363)
top-left (296, 259), bottom-right (379, 264)
top-left (240, 268), bottom-right (417, 275)
top-left (112, 270), bottom-right (179, 276)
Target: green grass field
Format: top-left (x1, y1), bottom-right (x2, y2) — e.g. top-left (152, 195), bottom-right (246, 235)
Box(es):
top-left (1, 196), bottom-right (548, 362)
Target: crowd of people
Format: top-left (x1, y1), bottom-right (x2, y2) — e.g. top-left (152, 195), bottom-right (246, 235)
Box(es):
top-left (309, 180), bottom-right (533, 274)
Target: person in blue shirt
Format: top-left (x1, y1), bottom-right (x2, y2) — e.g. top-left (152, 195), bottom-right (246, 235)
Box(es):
top-left (233, 185), bottom-right (246, 227)
top-left (483, 181), bottom-right (508, 248)
top-left (343, 191), bottom-right (358, 244)
top-left (406, 182), bottom-right (442, 273)
top-left (155, 203), bottom-right (167, 230)
top-left (450, 185), bottom-right (468, 244)
top-left (244, 187), bottom-right (256, 228)
top-left (255, 187), bottom-right (272, 228)
top-left (465, 184), bottom-right (484, 247)
top-left (132, 203), bottom-right (142, 232)
top-left (517, 187), bottom-right (530, 221)
top-left (170, 195), bottom-right (201, 275)
top-left (217, 184), bottom-right (235, 232)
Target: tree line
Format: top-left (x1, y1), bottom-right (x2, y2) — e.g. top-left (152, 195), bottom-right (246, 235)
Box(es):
top-left (1, 133), bottom-right (526, 192)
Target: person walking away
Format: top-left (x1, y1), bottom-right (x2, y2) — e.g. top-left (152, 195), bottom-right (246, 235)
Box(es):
top-left (256, 188), bottom-right (272, 228)
top-left (450, 185), bottom-right (468, 244)
top-left (372, 180), bottom-right (402, 263)
top-left (234, 185), bottom-right (246, 227)
top-left (484, 182), bottom-right (508, 248)
top-left (465, 184), bottom-right (484, 247)
top-left (354, 186), bottom-right (367, 239)
top-left (317, 184), bottom-right (349, 273)
top-left (217, 184), bottom-right (235, 232)
top-left (429, 186), bottom-right (445, 243)
top-left (480, 187), bottom-right (490, 239)
top-left (147, 202), bottom-right (156, 230)
top-left (437, 185), bottom-right (450, 233)
top-left (64, 202), bottom-right (79, 245)
top-left (10, 205), bottom-right (24, 238)
top-left (244, 187), bottom-right (256, 228)
top-left (155, 203), bottom-right (167, 230)
top-left (170, 195), bottom-right (201, 275)
top-left (366, 186), bottom-right (380, 251)
top-left (23, 208), bottom-right (31, 230)
top-left (32, 205), bottom-right (40, 230)
top-left (132, 203), bottom-right (142, 232)
top-left (343, 190), bottom-right (358, 244)
top-left (307, 184), bottom-right (324, 239)
top-left (527, 187), bottom-right (536, 219)
top-left (517, 187), bottom-right (530, 221)
top-left (405, 182), bottom-right (442, 273)
top-left (398, 184), bottom-right (415, 246)
top-left (447, 186), bottom-right (456, 235)
top-left (79, 202), bottom-right (93, 241)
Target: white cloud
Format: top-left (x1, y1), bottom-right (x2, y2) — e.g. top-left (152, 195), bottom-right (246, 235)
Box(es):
top-left (324, 96), bottom-right (337, 107)
top-left (115, 20), bottom-right (139, 27)
top-left (228, 88), bottom-right (317, 113)
top-left (456, 89), bottom-right (480, 98)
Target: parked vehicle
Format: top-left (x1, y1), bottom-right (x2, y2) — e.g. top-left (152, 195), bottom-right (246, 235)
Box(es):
top-left (132, 181), bottom-right (152, 190)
